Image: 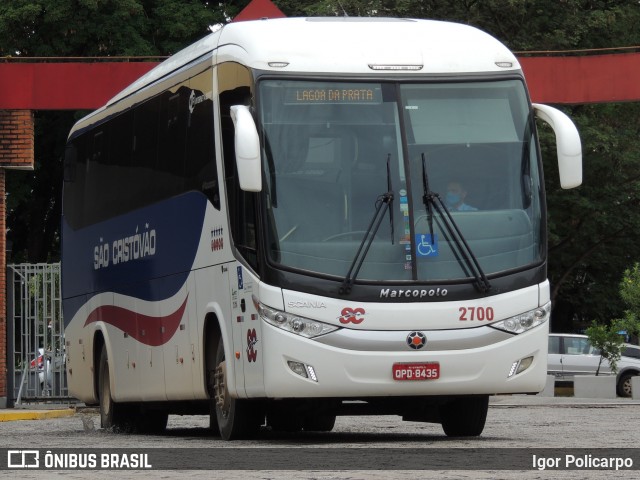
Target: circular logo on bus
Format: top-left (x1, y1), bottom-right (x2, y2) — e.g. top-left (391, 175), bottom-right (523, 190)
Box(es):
top-left (406, 331), bottom-right (426, 350)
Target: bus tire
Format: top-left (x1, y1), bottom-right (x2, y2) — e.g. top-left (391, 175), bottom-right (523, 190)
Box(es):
top-left (440, 395), bottom-right (489, 437)
top-left (213, 335), bottom-right (262, 440)
top-left (205, 321), bottom-right (220, 435)
top-left (209, 398), bottom-right (220, 435)
top-left (98, 345), bottom-right (133, 432)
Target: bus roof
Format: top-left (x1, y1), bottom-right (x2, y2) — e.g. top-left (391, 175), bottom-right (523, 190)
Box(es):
top-left (218, 17), bottom-right (519, 75)
top-left (72, 17), bottom-right (520, 136)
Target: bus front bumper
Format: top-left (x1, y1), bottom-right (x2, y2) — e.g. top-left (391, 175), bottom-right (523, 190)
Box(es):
top-left (259, 320), bottom-right (549, 398)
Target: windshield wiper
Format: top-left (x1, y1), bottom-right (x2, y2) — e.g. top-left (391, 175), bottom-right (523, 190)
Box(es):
top-left (420, 153), bottom-right (491, 293)
top-left (264, 136), bottom-right (277, 207)
top-left (340, 155), bottom-right (394, 295)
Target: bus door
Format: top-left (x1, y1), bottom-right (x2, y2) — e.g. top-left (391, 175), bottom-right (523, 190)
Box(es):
top-left (228, 264), bottom-right (265, 398)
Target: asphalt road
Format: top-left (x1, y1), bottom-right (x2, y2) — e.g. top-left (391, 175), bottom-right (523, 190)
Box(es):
top-left (1, 396), bottom-right (639, 479)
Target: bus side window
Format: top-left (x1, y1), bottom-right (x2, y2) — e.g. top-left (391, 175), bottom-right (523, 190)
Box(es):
top-left (218, 63), bottom-right (258, 270)
top-left (186, 69), bottom-right (220, 210)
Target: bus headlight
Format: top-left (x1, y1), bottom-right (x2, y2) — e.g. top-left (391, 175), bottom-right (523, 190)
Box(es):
top-left (489, 302), bottom-right (551, 334)
top-left (254, 298), bottom-right (339, 338)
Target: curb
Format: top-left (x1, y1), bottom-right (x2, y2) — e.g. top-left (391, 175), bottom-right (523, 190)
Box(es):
top-left (0, 409), bottom-right (75, 422)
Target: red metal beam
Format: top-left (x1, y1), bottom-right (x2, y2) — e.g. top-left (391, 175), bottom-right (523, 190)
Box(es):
top-left (519, 52), bottom-right (640, 104)
top-left (0, 62), bottom-right (158, 110)
top-left (0, 53), bottom-right (638, 110)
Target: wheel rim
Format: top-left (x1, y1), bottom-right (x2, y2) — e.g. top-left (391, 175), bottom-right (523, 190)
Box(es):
top-left (214, 360), bottom-right (230, 418)
top-left (623, 377), bottom-right (633, 396)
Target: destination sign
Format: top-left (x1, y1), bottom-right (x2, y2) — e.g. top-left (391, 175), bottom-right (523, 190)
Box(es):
top-left (285, 84), bottom-right (382, 105)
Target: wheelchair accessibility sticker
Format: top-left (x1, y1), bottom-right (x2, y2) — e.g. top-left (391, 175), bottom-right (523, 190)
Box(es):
top-left (415, 234), bottom-right (438, 257)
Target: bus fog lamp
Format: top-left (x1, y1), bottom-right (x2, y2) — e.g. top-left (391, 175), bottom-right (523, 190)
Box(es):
top-left (288, 361), bottom-right (308, 378)
top-left (490, 302), bottom-right (551, 334)
top-left (516, 356), bottom-right (534, 374)
top-left (508, 355), bottom-right (534, 378)
top-left (287, 361), bottom-right (318, 382)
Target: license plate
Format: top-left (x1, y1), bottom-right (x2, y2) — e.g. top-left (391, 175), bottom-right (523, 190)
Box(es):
top-left (392, 362), bottom-right (440, 381)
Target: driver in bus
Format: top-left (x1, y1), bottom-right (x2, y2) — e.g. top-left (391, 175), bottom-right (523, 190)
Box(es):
top-left (445, 182), bottom-right (477, 211)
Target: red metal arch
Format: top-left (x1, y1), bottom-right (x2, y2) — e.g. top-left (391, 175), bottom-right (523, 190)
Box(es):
top-left (2, 52), bottom-right (639, 110)
top-left (0, 0), bottom-right (638, 110)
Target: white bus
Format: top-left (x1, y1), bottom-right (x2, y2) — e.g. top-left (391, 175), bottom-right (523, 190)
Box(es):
top-left (63, 17), bottom-right (582, 439)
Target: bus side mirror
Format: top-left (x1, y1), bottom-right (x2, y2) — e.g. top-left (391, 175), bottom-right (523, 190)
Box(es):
top-left (533, 103), bottom-right (582, 189)
top-left (230, 105), bottom-right (262, 192)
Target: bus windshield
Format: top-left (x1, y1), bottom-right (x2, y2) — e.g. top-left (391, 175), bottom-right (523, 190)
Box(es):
top-left (259, 79), bottom-right (543, 284)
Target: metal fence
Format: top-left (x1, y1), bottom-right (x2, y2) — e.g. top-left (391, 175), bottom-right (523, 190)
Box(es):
top-left (7, 263), bottom-right (71, 405)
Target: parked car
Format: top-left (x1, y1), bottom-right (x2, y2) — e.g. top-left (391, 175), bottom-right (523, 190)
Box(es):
top-left (29, 348), bottom-right (65, 396)
top-left (548, 333), bottom-right (640, 397)
top-left (29, 348), bottom-right (52, 394)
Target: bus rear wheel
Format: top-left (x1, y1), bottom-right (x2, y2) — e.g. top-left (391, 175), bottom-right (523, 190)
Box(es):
top-left (98, 345), bottom-right (133, 432)
top-left (213, 336), bottom-right (262, 440)
top-left (440, 395), bottom-right (489, 437)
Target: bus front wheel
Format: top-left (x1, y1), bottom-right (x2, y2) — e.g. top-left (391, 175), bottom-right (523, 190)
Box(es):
top-left (213, 336), bottom-right (263, 440)
top-left (440, 395), bottom-right (489, 437)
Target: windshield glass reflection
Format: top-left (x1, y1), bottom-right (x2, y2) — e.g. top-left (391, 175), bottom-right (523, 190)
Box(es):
top-left (259, 79), bottom-right (543, 284)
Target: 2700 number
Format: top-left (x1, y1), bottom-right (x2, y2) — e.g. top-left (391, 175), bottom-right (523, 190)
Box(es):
top-left (459, 306), bottom-right (494, 321)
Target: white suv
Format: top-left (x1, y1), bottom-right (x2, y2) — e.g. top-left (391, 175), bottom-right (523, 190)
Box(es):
top-left (548, 333), bottom-right (640, 397)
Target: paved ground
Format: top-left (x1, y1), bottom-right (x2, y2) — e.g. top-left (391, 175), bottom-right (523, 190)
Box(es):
top-left (2, 393), bottom-right (638, 422)
top-left (1, 394), bottom-right (639, 479)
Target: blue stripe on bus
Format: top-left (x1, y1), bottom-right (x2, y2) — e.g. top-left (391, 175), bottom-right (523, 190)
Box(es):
top-left (61, 191), bottom-right (207, 322)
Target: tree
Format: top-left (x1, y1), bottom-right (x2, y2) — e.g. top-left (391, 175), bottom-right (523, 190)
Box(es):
top-left (542, 102), bottom-right (640, 331)
top-left (585, 320), bottom-right (625, 375)
top-left (585, 262), bottom-right (640, 375)
top-left (617, 263), bottom-right (640, 343)
top-left (0, 0), bottom-right (242, 57)
top-left (1, 0), bottom-right (237, 262)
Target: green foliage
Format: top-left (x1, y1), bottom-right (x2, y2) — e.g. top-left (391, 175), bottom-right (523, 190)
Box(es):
top-left (274, 0), bottom-right (640, 50)
top-left (0, 0), bottom-right (228, 57)
top-left (617, 263), bottom-right (640, 339)
top-left (620, 263), bottom-right (640, 314)
top-left (585, 263), bottom-right (640, 375)
top-left (585, 320), bottom-right (624, 375)
top-left (542, 103), bottom-right (640, 330)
